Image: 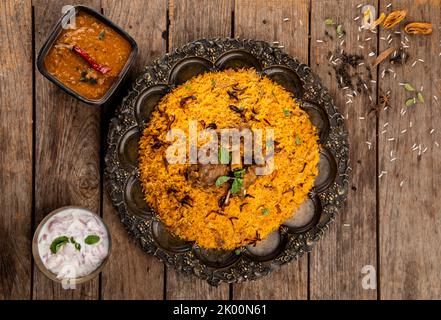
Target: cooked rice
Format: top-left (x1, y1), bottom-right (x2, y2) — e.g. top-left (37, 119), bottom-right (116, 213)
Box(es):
top-left (139, 68), bottom-right (319, 249)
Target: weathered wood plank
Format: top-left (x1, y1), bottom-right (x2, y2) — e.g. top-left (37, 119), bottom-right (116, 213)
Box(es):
top-left (166, 0), bottom-right (232, 299)
top-left (378, 0), bottom-right (441, 299)
top-left (233, 0), bottom-right (309, 300)
top-left (32, 0), bottom-right (101, 300)
top-left (169, 0), bottom-right (233, 49)
top-left (309, 0), bottom-right (378, 300)
top-left (100, 0), bottom-right (166, 300)
top-left (0, 0), bottom-right (33, 300)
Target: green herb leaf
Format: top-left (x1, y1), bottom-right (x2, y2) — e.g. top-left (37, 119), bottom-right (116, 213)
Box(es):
top-left (215, 176), bottom-right (231, 187)
top-left (324, 18), bottom-right (335, 26)
top-left (80, 70), bottom-right (88, 82)
top-left (50, 236), bottom-right (69, 254)
top-left (336, 24), bottom-right (345, 37)
top-left (219, 147), bottom-right (230, 164)
top-left (231, 178), bottom-right (243, 194)
top-left (233, 168), bottom-right (246, 178)
top-left (84, 235), bottom-right (100, 245)
top-left (417, 92), bottom-right (424, 103)
top-left (295, 135), bottom-right (301, 145)
top-left (69, 237), bottom-right (81, 251)
top-left (283, 109), bottom-right (291, 117)
top-left (234, 249), bottom-right (242, 255)
top-left (262, 208), bottom-right (270, 216)
top-left (185, 85), bottom-right (192, 90)
top-left (98, 30), bottom-right (106, 40)
top-left (211, 79), bottom-right (216, 88)
top-left (404, 83), bottom-right (415, 91)
top-left (405, 98), bottom-right (416, 107)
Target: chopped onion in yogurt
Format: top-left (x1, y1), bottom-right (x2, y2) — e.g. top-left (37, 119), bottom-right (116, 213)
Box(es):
top-left (37, 208), bottom-right (109, 280)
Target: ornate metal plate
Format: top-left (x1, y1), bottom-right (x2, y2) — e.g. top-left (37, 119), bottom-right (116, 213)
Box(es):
top-left (105, 38), bottom-right (349, 286)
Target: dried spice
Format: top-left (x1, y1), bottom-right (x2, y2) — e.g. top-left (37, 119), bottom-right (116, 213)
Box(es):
top-left (405, 97), bottom-right (416, 107)
top-left (404, 83), bottom-right (415, 92)
top-left (404, 22), bottom-right (432, 35)
top-left (179, 95), bottom-right (196, 107)
top-left (372, 12), bottom-right (386, 29)
top-left (383, 10), bottom-right (407, 29)
top-left (372, 47), bottom-right (395, 67)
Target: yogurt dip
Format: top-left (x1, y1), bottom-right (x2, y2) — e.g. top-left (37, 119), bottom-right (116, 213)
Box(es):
top-left (37, 208), bottom-right (109, 280)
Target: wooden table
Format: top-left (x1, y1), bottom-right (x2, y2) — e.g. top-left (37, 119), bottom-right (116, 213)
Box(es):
top-left (1, 0), bottom-right (440, 300)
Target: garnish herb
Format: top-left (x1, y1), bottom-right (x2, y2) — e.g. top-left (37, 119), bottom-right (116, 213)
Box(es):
top-left (295, 134), bottom-right (301, 145)
top-left (70, 237), bottom-right (81, 251)
top-left (283, 109), bottom-right (291, 117)
top-left (185, 85), bottom-right (192, 90)
top-left (215, 176), bottom-right (231, 187)
top-left (262, 208), bottom-right (270, 216)
top-left (404, 83), bottom-right (415, 91)
top-left (211, 79), bottom-right (216, 88)
top-left (231, 178), bottom-right (244, 194)
top-left (324, 18), bottom-right (335, 26)
top-left (217, 168), bottom-right (245, 194)
top-left (233, 169), bottom-right (246, 178)
top-left (84, 235), bottom-right (100, 245)
top-left (219, 147), bottom-right (230, 164)
top-left (234, 249), bottom-right (242, 255)
top-left (50, 236), bottom-right (69, 254)
top-left (80, 70), bottom-right (88, 82)
top-left (98, 30), bottom-right (106, 40)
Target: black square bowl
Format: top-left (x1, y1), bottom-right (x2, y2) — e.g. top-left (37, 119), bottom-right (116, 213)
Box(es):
top-left (37, 5), bottom-right (138, 105)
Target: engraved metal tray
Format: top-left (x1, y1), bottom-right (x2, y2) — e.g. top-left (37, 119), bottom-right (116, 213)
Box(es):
top-left (105, 38), bottom-right (349, 286)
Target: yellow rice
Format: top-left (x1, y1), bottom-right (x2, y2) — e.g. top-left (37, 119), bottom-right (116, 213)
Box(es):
top-left (139, 68), bottom-right (319, 250)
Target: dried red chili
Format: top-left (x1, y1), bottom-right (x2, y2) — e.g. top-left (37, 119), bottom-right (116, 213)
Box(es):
top-left (72, 45), bottom-right (111, 74)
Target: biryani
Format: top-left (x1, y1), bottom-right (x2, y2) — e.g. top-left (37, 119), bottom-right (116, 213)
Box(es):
top-left (139, 68), bottom-right (319, 250)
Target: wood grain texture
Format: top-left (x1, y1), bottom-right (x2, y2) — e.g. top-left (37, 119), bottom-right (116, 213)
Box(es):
top-left (169, 0), bottom-right (233, 49)
top-left (100, 0), bottom-right (166, 300)
top-left (378, 0), bottom-right (441, 299)
top-left (166, 0), bottom-right (232, 299)
top-left (233, 0), bottom-right (309, 300)
top-left (309, 0), bottom-right (378, 300)
top-left (0, 0), bottom-right (33, 300)
top-left (32, 0), bottom-right (101, 300)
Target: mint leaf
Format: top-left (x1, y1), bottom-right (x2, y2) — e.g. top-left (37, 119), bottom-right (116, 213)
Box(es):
top-left (283, 109), bottom-right (291, 117)
top-left (85, 235), bottom-right (100, 245)
top-left (262, 208), bottom-right (270, 216)
top-left (295, 135), bottom-right (301, 145)
top-left (50, 236), bottom-right (69, 254)
top-left (215, 176), bottom-right (231, 187)
top-left (98, 30), bottom-right (106, 40)
top-left (219, 147), bottom-right (230, 164)
top-left (233, 168), bottom-right (246, 178)
top-left (231, 178), bottom-right (243, 194)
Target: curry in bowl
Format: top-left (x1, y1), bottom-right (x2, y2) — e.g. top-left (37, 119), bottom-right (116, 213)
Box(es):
top-left (38, 6), bottom-right (137, 104)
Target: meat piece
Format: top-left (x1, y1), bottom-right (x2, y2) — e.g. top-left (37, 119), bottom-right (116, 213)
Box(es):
top-left (187, 164), bottom-right (230, 187)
